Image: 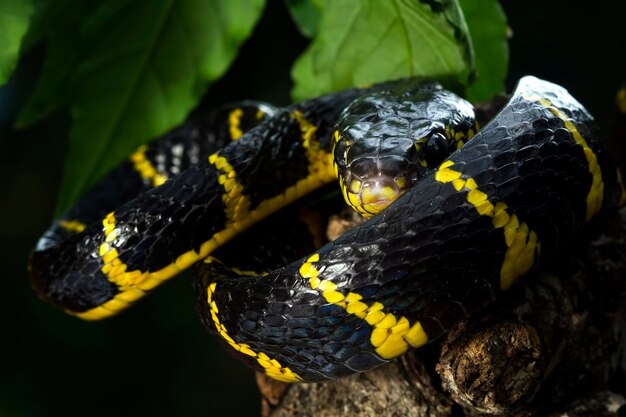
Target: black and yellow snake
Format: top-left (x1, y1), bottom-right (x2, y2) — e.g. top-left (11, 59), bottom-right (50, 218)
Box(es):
top-left (29, 76), bottom-right (626, 382)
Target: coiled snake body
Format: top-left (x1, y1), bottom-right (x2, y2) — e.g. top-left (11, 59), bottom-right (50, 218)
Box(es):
top-left (30, 76), bottom-right (626, 382)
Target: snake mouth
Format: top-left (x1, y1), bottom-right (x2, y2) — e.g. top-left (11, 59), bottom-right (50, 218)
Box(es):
top-left (342, 176), bottom-right (406, 216)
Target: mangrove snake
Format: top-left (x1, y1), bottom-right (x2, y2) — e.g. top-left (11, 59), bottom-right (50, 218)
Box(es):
top-left (29, 76), bottom-right (626, 383)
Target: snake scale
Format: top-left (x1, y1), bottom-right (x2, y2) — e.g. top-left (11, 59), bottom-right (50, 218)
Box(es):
top-left (29, 76), bottom-right (626, 382)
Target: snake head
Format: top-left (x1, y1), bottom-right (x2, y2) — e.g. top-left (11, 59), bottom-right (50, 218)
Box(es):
top-left (333, 128), bottom-right (418, 217)
top-left (333, 79), bottom-right (476, 217)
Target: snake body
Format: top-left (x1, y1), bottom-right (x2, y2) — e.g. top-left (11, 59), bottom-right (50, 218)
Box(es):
top-left (30, 76), bottom-right (625, 383)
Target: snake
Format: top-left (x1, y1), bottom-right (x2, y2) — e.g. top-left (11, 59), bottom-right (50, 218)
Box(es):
top-left (29, 76), bottom-right (626, 383)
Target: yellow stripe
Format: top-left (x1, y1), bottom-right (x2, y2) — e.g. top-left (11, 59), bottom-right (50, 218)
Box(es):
top-left (70, 213), bottom-right (147, 319)
top-left (299, 254), bottom-right (428, 360)
top-left (228, 108), bottom-right (244, 141)
top-left (213, 111), bottom-right (335, 225)
top-left (434, 160), bottom-right (540, 290)
top-left (206, 282), bottom-right (302, 382)
top-left (75, 128), bottom-right (336, 320)
top-left (129, 145), bottom-right (167, 187)
top-left (332, 129), bottom-right (341, 144)
top-left (58, 220), bottom-right (87, 233)
top-left (524, 95), bottom-right (604, 221)
top-left (209, 154), bottom-right (251, 224)
top-left (290, 110), bottom-right (335, 177)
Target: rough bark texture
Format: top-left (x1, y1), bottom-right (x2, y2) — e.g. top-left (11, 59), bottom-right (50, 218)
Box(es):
top-left (258, 207), bottom-right (626, 417)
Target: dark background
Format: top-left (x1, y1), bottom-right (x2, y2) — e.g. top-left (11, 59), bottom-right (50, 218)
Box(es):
top-left (1, 1), bottom-right (625, 416)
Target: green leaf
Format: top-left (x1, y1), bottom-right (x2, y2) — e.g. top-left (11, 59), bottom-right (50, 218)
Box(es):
top-left (284, 0), bottom-right (322, 38)
top-left (0, 0), bottom-right (35, 86)
top-left (459, 0), bottom-right (508, 102)
top-left (16, 1), bottom-right (90, 128)
top-left (21, 0), bottom-right (70, 51)
top-left (15, 33), bottom-right (79, 128)
top-left (291, 0), bottom-right (473, 100)
top-left (55, 0), bottom-right (265, 214)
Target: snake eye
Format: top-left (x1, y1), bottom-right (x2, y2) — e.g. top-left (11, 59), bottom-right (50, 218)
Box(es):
top-left (333, 139), bottom-right (349, 171)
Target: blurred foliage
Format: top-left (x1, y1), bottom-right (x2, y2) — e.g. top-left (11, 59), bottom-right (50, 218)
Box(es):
top-left (459, 0), bottom-right (508, 102)
top-left (14, 0), bottom-right (266, 214)
top-left (285, 0), bottom-right (321, 38)
top-left (0, 0), bottom-right (508, 214)
top-left (290, 0), bottom-right (475, 100)
top-left (0, 0), bottom-right (34, 84)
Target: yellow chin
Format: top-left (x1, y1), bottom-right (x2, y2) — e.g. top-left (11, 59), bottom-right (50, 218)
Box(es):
top-left (341, 180), bottom-right (400, 217)
top-left (361, 186), bottom-right (398, 216)
top-left (360, 200), bottom-right (393, 217)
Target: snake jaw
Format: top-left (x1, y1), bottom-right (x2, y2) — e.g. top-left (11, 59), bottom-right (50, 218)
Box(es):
top-left (345, 176), bottom-right (404, 216)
